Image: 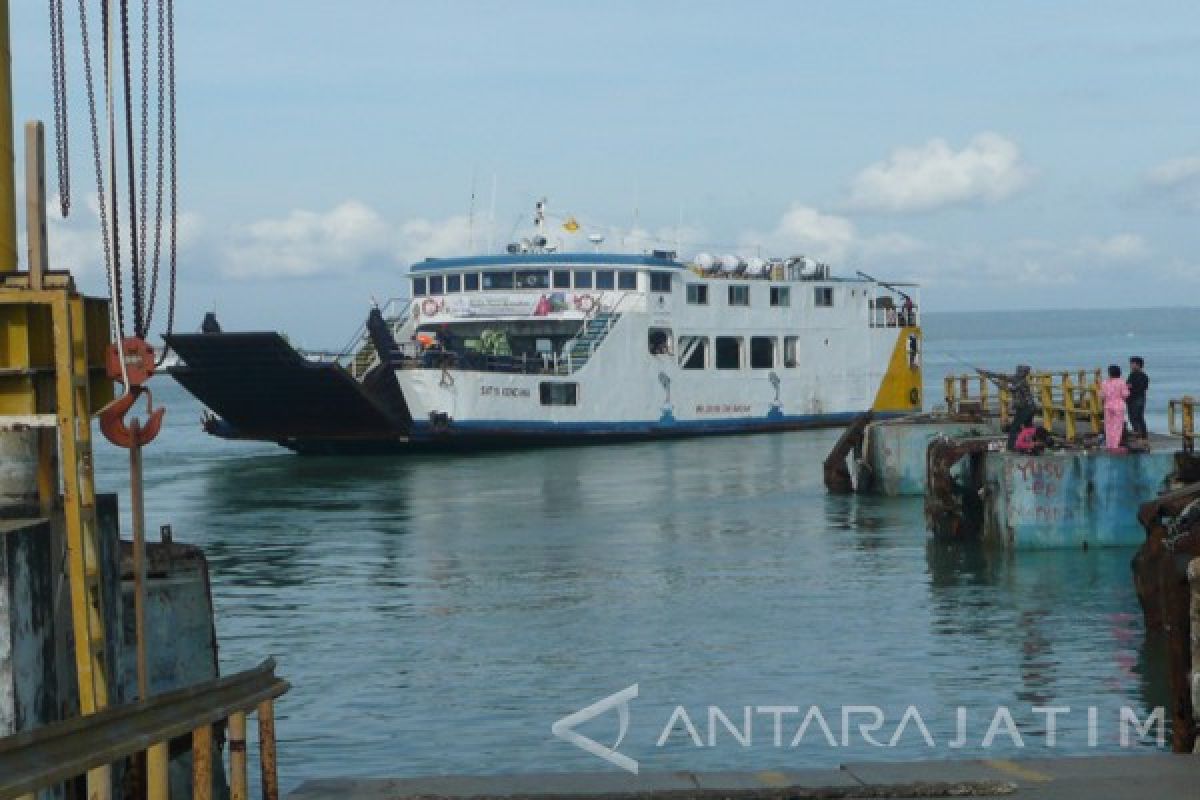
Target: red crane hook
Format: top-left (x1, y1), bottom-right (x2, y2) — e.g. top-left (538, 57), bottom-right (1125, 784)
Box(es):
top-left (98, 337), bottom-right (166, 448)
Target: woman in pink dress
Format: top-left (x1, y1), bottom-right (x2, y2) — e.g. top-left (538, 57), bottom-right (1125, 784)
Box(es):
top-left (1100, 364), bottom-right (1130, 451)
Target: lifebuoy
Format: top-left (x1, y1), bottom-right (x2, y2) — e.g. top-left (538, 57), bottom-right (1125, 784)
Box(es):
top-left (575, 294), bottom-right (596, 313)
top-left (421, 297), bottom-right (440, 316)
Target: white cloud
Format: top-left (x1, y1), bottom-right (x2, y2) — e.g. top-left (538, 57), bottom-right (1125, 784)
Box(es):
top-left (217, 202), bottom-right (488, 280)
top-left (222, 201), bottom-right (393, 279)
top-left (1144, 156), bottom-right (1200, 210)
top-left (1146, 156), bottom-right (1200, 187)
top-left (1075, 233), bottom-right (1149, 262)
top-left (847, 132), bottom-right (1032, 213)
top-left (739, 204), bottom-right (857, 263)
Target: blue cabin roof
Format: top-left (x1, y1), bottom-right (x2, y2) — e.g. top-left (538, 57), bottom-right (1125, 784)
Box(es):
top-left (408, 252), bottom-right (685, 273)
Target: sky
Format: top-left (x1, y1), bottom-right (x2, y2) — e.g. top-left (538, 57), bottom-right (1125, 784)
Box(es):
top-left (8, 1), bottom-right (1200, 348)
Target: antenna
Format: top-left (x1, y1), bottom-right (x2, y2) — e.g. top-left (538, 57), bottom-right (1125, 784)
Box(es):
top-left (631, 183), bottom-right (640, 251)
top-left (487, 173), bottom-right (497, 254)
top-left (467, 168), bottom-right (477, 253)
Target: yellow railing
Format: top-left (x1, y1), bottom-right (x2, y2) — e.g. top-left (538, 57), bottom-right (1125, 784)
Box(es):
top-left (1034, 370), bottom-right (1103, 441)
top-left (944, 369), bottom-right (1103, 440)
top-left (1168, 396), bottom-right (1196, 453)
top-left (944, 373), bottom-right (1009, 423)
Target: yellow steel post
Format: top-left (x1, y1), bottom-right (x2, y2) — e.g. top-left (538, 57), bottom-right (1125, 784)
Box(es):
top-left (1089, 375), bottom-right (1101, 434)
top-left (1037, 375), bottom-right (1054, 432)
top-left (51, 291), bottom-right (112, 800)
top-left (979, 375), bottom-right (989, 415)
top-left (0, 1), bottom-right (16, 273)
top-left (944, 375), bottom-right (955, 412)
top-left (147, 741), bottom-right (170, 800)
top-left (1062, 375), bottom-right (1077, 441)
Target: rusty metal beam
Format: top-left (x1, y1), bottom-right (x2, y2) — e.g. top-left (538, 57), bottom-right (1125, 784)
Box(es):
top-left (0, 659), bottom-right (288, 800)
top-left (822, 411), bottom-right (873, 494)
top-left (1132, 482), bottom-right (1200, 753)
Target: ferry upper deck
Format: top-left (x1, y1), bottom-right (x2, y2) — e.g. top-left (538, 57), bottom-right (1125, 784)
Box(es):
top-left (407, 250), bottom-right (919, 329)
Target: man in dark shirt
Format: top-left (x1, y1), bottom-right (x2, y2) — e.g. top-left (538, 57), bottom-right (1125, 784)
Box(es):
top-left (978, 364), bottom-right (1036, 450)
top-left (1127, 356), bottom-right (1149, 438)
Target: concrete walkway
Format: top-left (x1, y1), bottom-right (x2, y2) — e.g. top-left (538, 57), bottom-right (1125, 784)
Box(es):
top-left (289, 754), bottom-right (1196, 799)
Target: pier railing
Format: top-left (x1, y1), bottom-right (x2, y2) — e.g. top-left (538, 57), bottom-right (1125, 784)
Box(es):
top-left (944, 369), bottom-right (1103, 440)
top-left (1168, 396), bottom-right (1196, 452)
top-left (0, 659), bottom-right (288, 800)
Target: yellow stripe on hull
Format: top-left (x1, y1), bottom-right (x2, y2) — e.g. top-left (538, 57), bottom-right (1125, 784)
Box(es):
top-left (872, 326), bottom-right (923, 413)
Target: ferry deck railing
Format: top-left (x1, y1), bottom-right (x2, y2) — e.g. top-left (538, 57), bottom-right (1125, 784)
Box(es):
top-left (562, 291), bottom-right (631, 374)
top-left (944, 369), bottom-right (1103, 440)
top-left (0, 659), bottom-right (288, 800)
top-left (1169, 396), bottom-right (1196, 453)
top-left (337, 297), bottom-right (411, 380)
top-left (869, 306), bottom-right (918, 328)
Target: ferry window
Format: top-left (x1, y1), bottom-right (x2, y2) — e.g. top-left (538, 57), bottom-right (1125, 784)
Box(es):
top-left (815, 287), bottom-right (834, 307)
top-left (412, 277), bottom-right (427, 297)
top-left (783, 336), bottom-right (799, 368)
top-left (429, 275), bottom-right (444, 295)
top-left (540, 382), bottom-right (578, 406)
top-left (770, 286), bottom-right (790, 307)
top-left (686, 284), bottom-right (708, 305)
top-left (728, 285), bottom-right (750, 307)
top-left (446, 275), bottom-right (461, 293)
top-left (648, 327), bottom-right (673, 355)
top-left (553, 270), bottom-right (571, 289)
top-left (617, 271), bottom-right (637, 290)
top-left (483, 271), bottom-right (514, 290)
top-left (715, 336), bottom-right (742, 370)
top-left (750, 337), bottom-right (775, 369)
top-left (650, 272), bottom-right (673, 292)
top-left (574, 270), bottom-right (593, 289)
top-left (464, 273), bottom-right (480, 291)
top-left (679, 336), bottom-right (708, 369)
top-left (516, 270), bottom-right (550, 289)
top-left (596, 270), bottom-right (616, 290)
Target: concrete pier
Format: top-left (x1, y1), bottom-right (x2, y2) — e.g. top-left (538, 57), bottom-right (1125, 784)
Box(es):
top-left (289, 754), bottom-right (1199, 799)
top-left (982, 449), bottom-right (1175, 549)
top-left (860, 417), bottom-right (998, 495)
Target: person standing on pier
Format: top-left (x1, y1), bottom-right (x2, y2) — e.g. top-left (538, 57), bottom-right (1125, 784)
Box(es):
top-left (1127, 356), bottom-right (1149, 439)
top-left (977, 364), bottom-right (1036, 450)
top-left (1101, 365), bottom-right (1131, 451)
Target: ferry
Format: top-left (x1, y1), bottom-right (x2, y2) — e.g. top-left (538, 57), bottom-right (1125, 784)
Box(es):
top-left (167, 205), bottom-right (923, 453)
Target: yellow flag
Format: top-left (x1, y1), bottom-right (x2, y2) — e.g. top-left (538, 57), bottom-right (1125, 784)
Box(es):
top-left (562, 216), bottom-right (581, 233)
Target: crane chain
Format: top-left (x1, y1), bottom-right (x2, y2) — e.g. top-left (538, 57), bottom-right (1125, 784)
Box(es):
top-left (145, 0), bottom-right (167, 331)
top-left (162, 0), bottom-right (178, 348)
top-left (48, 0), bottom-right (70, 217)
top-left (77, 0), bottom-right (123, 342)
top-left (137, 0), bottom-right (150, 291)
top-left (119, 0), bottom-right (145, 339)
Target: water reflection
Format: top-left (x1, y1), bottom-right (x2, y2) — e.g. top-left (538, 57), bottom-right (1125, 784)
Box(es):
top-left (93, 382), bottom-right (1169, 788)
